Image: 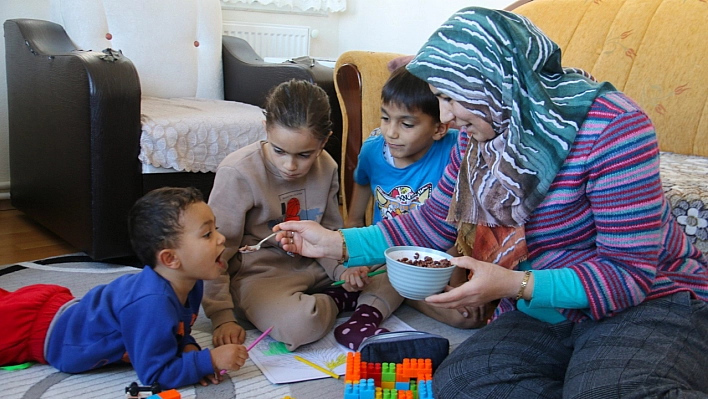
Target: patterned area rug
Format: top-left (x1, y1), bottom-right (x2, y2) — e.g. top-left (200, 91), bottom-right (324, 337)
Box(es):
top-left (0, 254), bottom-right (472, 399)
top-left (660, 152), bottom-right (708, 255)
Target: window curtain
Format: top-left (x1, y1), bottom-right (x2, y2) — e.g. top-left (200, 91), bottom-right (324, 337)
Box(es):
top-left (221, 0), bottom-right (346, 12)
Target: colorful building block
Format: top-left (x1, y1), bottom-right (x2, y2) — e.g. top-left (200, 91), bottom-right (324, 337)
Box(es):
top-left (345, 381), bottom-right (361, 399)
top-left (395, 381), bottom-right (410, 391)
top-left (345, 352), bottom-right (361, 382)
top-left (146, 390), bottom-right (180, 399)
top-left (343, 353), bottom-right (434, 399)
top-left (418, 380), bottom-right (434, 399)
top-left (359, 378), bottom-right (376, 399)
top-left (381, 362), bottom-right (396, 382)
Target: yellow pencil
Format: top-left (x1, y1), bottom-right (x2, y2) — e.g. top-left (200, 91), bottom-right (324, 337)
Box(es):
top-left (293, 355), bottom-right (340, 379)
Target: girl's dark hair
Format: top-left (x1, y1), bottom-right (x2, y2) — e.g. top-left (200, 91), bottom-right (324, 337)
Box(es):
top-left (128, 186), bottom-right (204, 268)
top-left (382, 65), bottom-right (440, 122)
top-left (264, 79), bottom-right (332, 141)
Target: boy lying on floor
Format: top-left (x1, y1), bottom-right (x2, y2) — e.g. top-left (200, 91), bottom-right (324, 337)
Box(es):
top-left (0, 187), bottom-right (248, 389)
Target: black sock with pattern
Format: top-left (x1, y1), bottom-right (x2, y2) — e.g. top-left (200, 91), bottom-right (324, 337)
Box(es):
top-left (323, 286), bottom-right (360, 313)
top-left (334, 304), bottom-right (389, 351)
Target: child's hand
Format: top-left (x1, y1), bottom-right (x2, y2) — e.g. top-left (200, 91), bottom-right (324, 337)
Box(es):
top-left (213, 321), bottom-right (246, 347)
top-left (340, 266), bottom-right (371, 292)
top-left (182, 344), bottom-right (220, 387)
top-left (200, 373), bottom-right (221, 387)
top-left (211, 344), bottom-right (249, 377)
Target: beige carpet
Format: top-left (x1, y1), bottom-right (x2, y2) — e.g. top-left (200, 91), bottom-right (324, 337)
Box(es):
top-left (0, 254), bottom-right (474, 399)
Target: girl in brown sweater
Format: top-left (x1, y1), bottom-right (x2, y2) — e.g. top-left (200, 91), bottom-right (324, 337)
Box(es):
top-left (202, 80), bottom-right (402, 351)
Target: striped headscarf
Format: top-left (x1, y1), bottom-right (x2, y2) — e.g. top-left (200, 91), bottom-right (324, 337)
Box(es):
top-left (407, 7), bottom-right (615, 227)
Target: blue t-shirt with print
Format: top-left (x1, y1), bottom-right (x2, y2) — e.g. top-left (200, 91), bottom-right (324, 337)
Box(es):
top-left (353, 128), bottom-right (458, 224)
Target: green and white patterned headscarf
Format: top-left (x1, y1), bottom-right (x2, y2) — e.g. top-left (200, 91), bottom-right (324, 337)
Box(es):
top-left (407, 7), bottom-right (615, 227)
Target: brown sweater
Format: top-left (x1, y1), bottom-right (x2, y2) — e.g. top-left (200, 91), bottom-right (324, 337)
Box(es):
top-left (202, 141), bottom-right (345, 330)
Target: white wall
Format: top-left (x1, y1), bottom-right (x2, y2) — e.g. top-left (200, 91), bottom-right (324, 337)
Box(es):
top-left (338, 0), bottom-right (516, 55)
top-left (0, 0), bottom-right (515, 198)
top-left (224, 0), bottom-right (516, 58)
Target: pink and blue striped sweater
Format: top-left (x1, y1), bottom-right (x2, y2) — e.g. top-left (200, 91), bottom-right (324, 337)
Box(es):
top-left (378, 92), bottom-right (708, 322)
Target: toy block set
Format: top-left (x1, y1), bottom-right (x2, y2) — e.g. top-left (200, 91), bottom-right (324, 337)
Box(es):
top-left (343, 352), bottom-right (434, 399)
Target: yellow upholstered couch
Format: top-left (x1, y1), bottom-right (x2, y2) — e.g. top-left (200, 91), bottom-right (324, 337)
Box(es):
top-left (334, 0), bottom-right (708, 252)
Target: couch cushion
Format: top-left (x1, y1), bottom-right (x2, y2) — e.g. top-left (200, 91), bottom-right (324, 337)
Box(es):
top-left (514, 0), bottom-right (708, 157)
top-left (661, 152), bottom-right (708, 254)
top-left (138, 96), bottom-right (266, 173)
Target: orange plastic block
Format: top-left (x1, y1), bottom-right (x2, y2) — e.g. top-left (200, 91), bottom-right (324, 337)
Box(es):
top-left (345, 352), bottom-right (361, 382)
top-left (154, 390), bottom-right (180, 399)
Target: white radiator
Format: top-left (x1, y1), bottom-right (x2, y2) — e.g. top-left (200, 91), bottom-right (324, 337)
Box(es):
top-left (223, 21), bottom-right (311, 59)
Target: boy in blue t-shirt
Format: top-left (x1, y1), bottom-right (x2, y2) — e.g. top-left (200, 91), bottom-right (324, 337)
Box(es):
top-left (340, 65), bottom-right (490, 331)
top-left (345, 65), bottom-right (457, 227)
top-left (331, 66), bottom-right (461, 350)
top-left (0, 187), bottom-right (249, 389)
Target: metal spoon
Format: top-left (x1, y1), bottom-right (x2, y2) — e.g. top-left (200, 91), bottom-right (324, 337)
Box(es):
top-left (239, 232), bottom-right (278, 253)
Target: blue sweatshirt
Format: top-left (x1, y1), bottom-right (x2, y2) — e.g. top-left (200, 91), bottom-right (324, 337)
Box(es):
top-left (45, 266), bottom-right (214, 389)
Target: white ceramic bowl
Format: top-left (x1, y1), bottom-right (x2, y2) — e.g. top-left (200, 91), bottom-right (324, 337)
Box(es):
top-left (384, 246), bottom-right (455, 300)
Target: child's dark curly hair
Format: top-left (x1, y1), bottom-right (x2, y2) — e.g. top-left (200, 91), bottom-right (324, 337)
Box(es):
top-left (128, 187), bottom-right (204, 267)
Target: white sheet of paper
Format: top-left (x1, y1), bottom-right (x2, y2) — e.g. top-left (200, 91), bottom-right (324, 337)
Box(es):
top-left (247, 315), bottom-right (414, 384)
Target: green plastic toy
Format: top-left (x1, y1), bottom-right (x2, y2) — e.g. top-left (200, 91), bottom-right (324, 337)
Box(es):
top-left (0, 362), bottom-right (32, 371)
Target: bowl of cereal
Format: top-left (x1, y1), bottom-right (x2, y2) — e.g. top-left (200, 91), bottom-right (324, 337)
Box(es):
top-left (384, 246), bottom-right (455, 300)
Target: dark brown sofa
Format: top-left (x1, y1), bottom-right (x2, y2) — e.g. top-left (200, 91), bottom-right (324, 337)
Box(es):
top-left (5, 19), bottom-right (341, 260)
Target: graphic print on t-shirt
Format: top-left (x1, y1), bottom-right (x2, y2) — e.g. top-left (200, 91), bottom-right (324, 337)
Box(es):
top-left (375, 183), bottom-right (433, 220)
top-left (274, 189), bottom-right (325, 226)
top-left (284, 197), bottom-right (301, 221)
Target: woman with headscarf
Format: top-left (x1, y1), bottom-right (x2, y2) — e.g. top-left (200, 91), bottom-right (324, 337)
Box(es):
top-left (276, 7), bottom-right (708, 398)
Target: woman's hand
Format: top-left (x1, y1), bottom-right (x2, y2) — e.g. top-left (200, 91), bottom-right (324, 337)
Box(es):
top-left (425, 256), bottom-right (520, 309)
top-left (274, 220), bottom-right (343, 260)
top-left (439, 266), bottom-right (487, 320)
top-left (339, 266), bottom-right (371, 292)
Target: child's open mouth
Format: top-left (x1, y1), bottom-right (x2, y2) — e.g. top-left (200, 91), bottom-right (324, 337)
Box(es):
top-left (216, 250), bottom-right (226, 269)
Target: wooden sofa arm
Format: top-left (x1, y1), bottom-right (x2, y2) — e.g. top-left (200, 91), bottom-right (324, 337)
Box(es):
top-left (334, 51), bottom-right (403, 223)
top-left (5, 19), bottom-right (142, 259)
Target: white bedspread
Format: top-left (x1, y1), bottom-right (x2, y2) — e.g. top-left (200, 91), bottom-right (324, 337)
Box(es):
top-left (139, 96), bottom-right (266, 173)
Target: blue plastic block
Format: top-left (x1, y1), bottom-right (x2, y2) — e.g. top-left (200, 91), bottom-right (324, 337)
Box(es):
top-left (344, 381), bottom-right (360, 399)
top-left (395, 382), bottom-right (410, 391)
top-left (419, 380), bottom-right (434, 399)
top-left (360, 378), bottom-right (376, 399)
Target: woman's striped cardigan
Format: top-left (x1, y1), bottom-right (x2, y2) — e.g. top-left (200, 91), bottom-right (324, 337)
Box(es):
top-left (379, 92), bottom-right (708, 322)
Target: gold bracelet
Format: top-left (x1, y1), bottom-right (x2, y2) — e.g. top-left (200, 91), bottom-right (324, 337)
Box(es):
top-left (515, 270), bottom-right (531, 301)
top-left (337, 230), bottom-right (347, 264)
